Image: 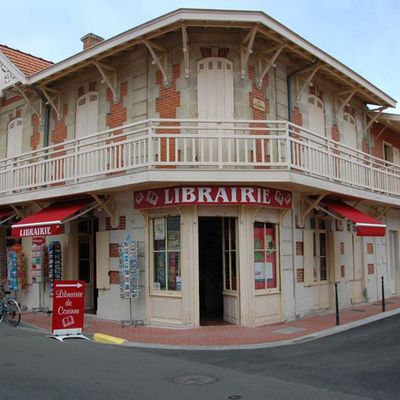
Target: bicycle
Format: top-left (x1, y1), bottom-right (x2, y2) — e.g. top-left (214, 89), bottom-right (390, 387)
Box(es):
top-left (0, 281), bottom-right (21, 327)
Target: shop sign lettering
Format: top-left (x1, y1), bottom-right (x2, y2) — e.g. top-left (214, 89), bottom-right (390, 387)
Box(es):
top-left (12, 224), bottom-right (64, 238)
top-left (52, 280), bottom-right (85, 335)
top-left (134, 186), bottom-right (292, 209)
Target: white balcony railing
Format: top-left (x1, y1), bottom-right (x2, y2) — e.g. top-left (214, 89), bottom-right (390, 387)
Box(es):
top-left (1, 118), bottom-right (400, 198)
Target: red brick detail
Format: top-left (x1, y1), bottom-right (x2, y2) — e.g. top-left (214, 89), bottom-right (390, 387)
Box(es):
top-left (31, 113), bottom-right (41, 150)
top-left (1, 95), bottom-right (23, 107)
top-left (106, 216), bottom-right (126, 231)
top-left (292, 106), bottom-right (303, 127)
top-left (109, 271), bottom-right (120, 285)
top-left (331, 124), bottom-right (340, 142)
top-left (367, 243), bottom-right (374, 254)
top-left (109, 243), bottom-right (119, 258)
top-left (78, 86), bottom-right (85, 97)
top-left (368, 263), bottom-right (374, 275)
top-left (155, 64), bottom-right (181, 163)
top-left (297, 268), bottom-right (304, 283)
top-left (362, 138), bottom-right (369, 154)
top-left (296, 242), bottom-right (304, 256)
top-left (51, 104), bottom-right (68, 144)
top-left (107, 81), bottom-right (128, 130)
top-left (89, 81), bottom-right (97, 92)
top-left (248, 65), bottom-right (269, 121)
top-left (340, 265), bottom-right (345, 278)
top-left (340, 242), bottom-right (345, 255)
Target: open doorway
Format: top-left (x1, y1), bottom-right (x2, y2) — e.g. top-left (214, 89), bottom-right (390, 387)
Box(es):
top-left (198, 217), bottom-right (238, 325)
top-left (77, 218), bottom-right (98, 312)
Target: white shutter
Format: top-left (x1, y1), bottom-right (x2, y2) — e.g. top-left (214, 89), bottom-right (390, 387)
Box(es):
top-left (393, 147), bottom-right (400, 165)
top-left (197, 57), bottom-right (234, 120)
top-left (304, 229), bottom-right (314, 285)
top-left (343, 113), bottom-right (357, 149)
top-left (7, 118), bottom-right (23, 158)
top-left (76, 92), bottom-right (99, 138)
top-left (308, 95), bottom-right (325, 136)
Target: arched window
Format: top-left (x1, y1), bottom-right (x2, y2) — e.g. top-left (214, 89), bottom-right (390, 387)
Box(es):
top-left (308, 95), bottom-right (325, 136)
top-left (75, 92), bottom-right (99, 138)
top-left (342, 112), bottom-right (357, 149)
top-left (7, 118), bottom-right (23, 158)
top-left (197, 57), bottom-right (234, 120)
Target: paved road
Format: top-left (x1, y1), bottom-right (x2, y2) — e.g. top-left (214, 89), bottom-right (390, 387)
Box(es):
top-left (0, 315), bottom-right (399, 400)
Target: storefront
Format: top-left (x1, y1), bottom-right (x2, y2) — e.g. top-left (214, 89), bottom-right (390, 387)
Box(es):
top-left (134, 185), bottom-right (292, 327)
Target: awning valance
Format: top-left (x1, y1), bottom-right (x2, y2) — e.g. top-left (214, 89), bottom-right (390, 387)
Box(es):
top-left (11, 199), bottom-right (95, 238)
top-left (324, 201), bottom-right (386, 237)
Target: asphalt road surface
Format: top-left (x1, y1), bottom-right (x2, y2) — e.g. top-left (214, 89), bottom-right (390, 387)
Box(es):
top-left (0, 314), bottom-right (399, 400)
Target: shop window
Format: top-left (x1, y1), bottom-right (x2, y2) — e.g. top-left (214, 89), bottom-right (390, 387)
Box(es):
top-left (223, 217), bottom-right (237, 291)
top-left (152, 216), bottom-right (181, 292)
top-left (254, 222), bottom-right (278, 290)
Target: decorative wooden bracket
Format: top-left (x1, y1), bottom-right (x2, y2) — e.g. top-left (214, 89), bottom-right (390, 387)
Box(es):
top-left (298, 194), bottom-right (326, 227)
top-left (93, 61), bottom-right (119, 103)
top-left (10, 205), bottom-right (25, 221)
top-left (90, 193), bottom-right (119, 228)
top-left (40, 86), bottom-right (62, 120)
top-left (181, 24), bottom-right (190, 79)
top-left (13, 86), bottom-right (42, 123)
top-left (295, 64), bottom-right (322, 104)
top-left (371, 205), bottom-right (391, 220)
top-left (365, 106), bottom-right (387, 131)
top-left (334, 89), bottom-right (357, 120)
top-left (257, 45), bottom-right (284, 88)
top-left (143, 39), bottom-right (169, 86)
top-left (240, 26), bottom-right (257, 79)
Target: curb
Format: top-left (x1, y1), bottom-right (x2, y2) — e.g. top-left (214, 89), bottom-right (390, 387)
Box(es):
top-left (93, 332), bottom-right (127, 345)
top-left (121, 308), bottom-right (400, 351)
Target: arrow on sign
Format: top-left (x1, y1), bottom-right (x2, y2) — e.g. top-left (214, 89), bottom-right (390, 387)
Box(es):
top-left (57, 282), bottom-right (83, 289)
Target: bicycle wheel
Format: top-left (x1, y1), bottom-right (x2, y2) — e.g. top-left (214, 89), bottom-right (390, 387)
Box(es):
top-left (4, 298), bottom-right (21, 327)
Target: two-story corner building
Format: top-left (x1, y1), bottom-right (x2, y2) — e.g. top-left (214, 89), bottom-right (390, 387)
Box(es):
top-left (1, 9), bottom-right (400, 328)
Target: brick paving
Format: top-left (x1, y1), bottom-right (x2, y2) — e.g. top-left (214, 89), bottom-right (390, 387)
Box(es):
top-left (21, 295), bottom-right (400, 347)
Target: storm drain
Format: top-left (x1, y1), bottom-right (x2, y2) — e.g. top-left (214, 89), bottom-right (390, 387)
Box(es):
top-left (349, 309), bottom-right (366, 312)
top-left (169, 374), bottom-right (219, 385)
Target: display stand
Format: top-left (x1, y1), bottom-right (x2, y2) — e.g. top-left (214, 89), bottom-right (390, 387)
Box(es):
top-left (119, 239), bottom-right (144, 327)
top-left (31, 239), bottom-right (49, 313)
top-left (48, 333), bottom-right (90, 342)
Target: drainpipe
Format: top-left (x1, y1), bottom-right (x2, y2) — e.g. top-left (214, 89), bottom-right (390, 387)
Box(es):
top-left (287, 58), bottom-right (319, 122)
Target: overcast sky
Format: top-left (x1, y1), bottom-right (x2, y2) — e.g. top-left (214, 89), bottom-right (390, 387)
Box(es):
top-left (2, 0), bottom-right (399, 111)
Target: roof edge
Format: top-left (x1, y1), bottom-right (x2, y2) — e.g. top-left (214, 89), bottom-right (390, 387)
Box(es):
top-left (24, 8), bottom-right (396, 107)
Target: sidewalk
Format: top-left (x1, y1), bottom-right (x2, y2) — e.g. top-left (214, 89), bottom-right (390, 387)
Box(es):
top-left (21, 295), bottom-right (400, 349)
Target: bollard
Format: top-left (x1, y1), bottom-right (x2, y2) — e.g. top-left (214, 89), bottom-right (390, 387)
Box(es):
top-left (335, 282), bottom-right (340, 326)
top-left (381, 276), bottom-right (386, 312)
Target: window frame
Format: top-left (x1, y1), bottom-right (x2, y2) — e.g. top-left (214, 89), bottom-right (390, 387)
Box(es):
top-left (310, 216), bottom-right (328, 283)
top-left (308, 94), bottom-right (326, 137)
top-left (253, 221), bottom-right (280, 295)
top-left (222, 217), bottom-right (238, 293)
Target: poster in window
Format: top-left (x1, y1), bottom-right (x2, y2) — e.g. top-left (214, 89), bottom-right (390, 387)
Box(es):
top-left (154, 218), bottom-right (165, 240)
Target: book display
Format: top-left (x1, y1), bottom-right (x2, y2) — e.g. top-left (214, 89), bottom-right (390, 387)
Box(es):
top-left (31, 240), bottom-right (48, 284)
top-left (7, 244), bottom-right (26, 291)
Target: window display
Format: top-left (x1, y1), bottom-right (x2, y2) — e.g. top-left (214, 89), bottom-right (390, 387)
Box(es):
top-left (31, 238), bottom-right (48, 284)
top-left (152, 216), bottom-right (181, 292)
top-left (254, 222), bottom-right (278, 290)
top-left (7, 244), bottom-right (26, 291)
top-left (118, 238), bottom-right (140, 298)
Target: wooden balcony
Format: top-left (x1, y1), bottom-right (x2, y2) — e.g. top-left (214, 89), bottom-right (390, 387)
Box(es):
top-left (1, 119), bottom-right (400, 206)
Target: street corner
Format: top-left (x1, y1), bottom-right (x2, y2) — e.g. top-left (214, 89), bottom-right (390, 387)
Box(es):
top-left (93, 332), bottom-right (127, 345)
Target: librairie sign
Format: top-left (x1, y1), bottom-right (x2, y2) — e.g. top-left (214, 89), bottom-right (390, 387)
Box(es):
top-left (134, 186), bottom-right (292, 209)
top-left (51, 280), bottom-right (88, 341)
top-left (12, 224), bottom-right (64, 238)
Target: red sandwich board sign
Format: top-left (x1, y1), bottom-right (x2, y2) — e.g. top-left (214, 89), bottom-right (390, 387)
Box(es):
top-left (50, 280), bottom-right (89, 342)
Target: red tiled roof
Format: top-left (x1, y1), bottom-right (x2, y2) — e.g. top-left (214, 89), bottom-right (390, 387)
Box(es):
top-left (0, 44), bottom-right (53, 77)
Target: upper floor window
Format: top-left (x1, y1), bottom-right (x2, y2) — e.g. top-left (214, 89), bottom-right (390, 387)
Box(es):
top-left (75, 92), bottom-right (99, 139)
top-left (308, 95), bottom-right (325, 136)
top-left (7, 118), bottom-right (23, 159)
top-left (383, 142), bottom-right (400, 165)
top-left (342, 112), bottom-right (357, 149)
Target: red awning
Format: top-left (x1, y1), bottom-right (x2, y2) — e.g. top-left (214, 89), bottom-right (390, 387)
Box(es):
top-left (11, 199), bottom-right (95, 238)
top-left (324, 201), bottom-right (386, 237)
